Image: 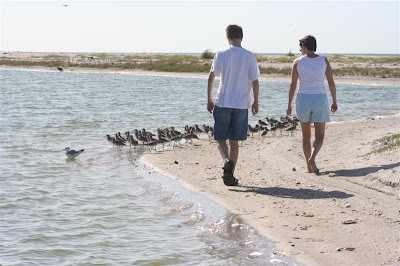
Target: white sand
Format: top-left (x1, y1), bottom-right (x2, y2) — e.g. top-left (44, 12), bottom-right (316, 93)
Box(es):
top-left (141, 116), bottom-right (400, 265)
top-left (1, 64), bottom-right (399, 86)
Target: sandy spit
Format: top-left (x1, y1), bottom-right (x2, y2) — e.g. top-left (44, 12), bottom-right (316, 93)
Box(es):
top-left (1, 65), bottom-right (399, 86)
top-left (141, 116), bottom-right (400, 265)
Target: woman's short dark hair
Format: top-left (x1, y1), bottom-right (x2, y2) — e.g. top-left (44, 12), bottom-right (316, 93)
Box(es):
top-left (226, 24), bottom-right (243, 40)
top-left (299, 35), bottom-right (317, 51)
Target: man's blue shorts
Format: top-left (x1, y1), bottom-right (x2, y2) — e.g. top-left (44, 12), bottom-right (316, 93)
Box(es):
top-left (296, 93), bottom-right (330, 123)
top-left (213, 106), bottom-right (248, 140)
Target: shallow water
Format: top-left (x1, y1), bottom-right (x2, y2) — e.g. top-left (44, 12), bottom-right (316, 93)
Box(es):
top-left (0, 69), bottom-right (399, 265)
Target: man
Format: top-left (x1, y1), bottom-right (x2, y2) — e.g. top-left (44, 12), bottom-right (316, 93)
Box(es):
top-left (207, 24), bottom-right (260, 186)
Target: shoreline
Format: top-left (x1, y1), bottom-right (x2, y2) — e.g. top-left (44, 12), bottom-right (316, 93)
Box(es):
top-left (140, 116), bottom-right (400, 265)
top-left (1, 65), bottom-right (399, 86)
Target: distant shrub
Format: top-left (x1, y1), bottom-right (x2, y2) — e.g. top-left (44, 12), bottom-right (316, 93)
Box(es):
top-left (287, 50), bottom-right (295, 57)
top-left (201, 49), bottom-right (215, 59)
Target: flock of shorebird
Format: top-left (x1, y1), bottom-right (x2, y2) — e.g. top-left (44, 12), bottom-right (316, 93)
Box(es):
top-left (105, 116), bottom-right (300, 152)
top-left (63, 116), bottom-right (299, 159)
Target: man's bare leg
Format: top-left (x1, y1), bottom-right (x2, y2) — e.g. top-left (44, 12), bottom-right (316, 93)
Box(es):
top-left (300, 122), bottom-right (312, 173)
top-left (228, 139), bottom-right (239, 174)
top-left (308, 122), bottom-right (325, 174)
top-left (217, 139), bottom-right (239, 174)
top-left (217, 139), bottom-right (230, 162)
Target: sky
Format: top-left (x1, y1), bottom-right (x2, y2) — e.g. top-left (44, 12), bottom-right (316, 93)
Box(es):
top-left (0, 0), bottom-right (399, 54)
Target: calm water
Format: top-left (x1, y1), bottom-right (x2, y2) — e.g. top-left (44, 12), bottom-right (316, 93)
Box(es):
top-left (0, 69), bottom-right (399, 265)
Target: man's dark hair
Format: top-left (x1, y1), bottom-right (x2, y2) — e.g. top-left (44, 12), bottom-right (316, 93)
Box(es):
top-left (226, 24), bottom-right (243, 40)
top-left (299, 35), bottom-right (317, 51)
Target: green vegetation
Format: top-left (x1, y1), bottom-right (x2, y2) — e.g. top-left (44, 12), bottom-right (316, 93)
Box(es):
top-left (259, 66), bottom-right (291, 75)
top-left (201, 49), bottom-right (215, 59)
top-left (287, 50), bottom-right (295, 57)
top-left (326, 55), bottom-right (400, 64)
top-left (42, 53), bottom-right (69, 60)
top-left (1, 53), bottom-right (398, 76)
top-left (0, 59), bottom-right (65, 68)
top-left (0, 54), bottom-right (211, 73)
top-left (256, 55), bottom-right (294, 63)
top-left (333, 66), bottom-right (400, 78)
top-left (369, 134), bottom-right (400, 154)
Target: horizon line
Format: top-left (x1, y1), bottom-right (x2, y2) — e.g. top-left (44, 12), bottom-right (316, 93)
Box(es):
top-left (1, 50), bottom-right (399, 56)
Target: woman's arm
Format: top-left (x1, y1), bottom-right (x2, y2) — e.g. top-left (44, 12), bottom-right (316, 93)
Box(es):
top-left (325, 58), bottom-right (338, 113)
top-left (286, 59), bottom-right (298, 116)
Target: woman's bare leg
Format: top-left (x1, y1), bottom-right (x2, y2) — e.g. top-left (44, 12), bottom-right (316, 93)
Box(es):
top-left (309, 122), bottom-right (326, 174)
top-left (300, 122), bottom-right (312, 173)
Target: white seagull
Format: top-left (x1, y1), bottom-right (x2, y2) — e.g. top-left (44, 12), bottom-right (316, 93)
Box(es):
top-left (63, 147), bottom-right (84, 159)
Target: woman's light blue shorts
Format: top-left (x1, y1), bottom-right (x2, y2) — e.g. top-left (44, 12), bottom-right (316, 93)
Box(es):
top-left (296, 93), bottom-right (330, 123)
top-left (213, 106), bottom-right (248, 140)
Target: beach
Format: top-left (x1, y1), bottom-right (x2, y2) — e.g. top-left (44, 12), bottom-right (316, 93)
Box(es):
top-left (1, 55), bottom-right (399, 265)
top-left (141, 116), bottom-right (400, 265)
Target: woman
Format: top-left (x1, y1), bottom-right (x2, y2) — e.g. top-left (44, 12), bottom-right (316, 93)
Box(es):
top-left (286, 35), bottom-right (338, 174)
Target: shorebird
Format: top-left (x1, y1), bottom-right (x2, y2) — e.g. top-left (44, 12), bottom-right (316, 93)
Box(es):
top-left (286, 123), bottom-right (297, 137)
top-left (117, 132), bottom-right (127, 142)
top-left (171, 132), bottom-right (183, 145)
top-left (157, 135), bottom-right (169, 149)
top-left (106, 134), bottom-right (115, 146)
top-left (276, 122), bottom-right (286, 135)
top-left (207, 127), bottom-right (213, 143)
top-left (269, 118), bottom-right (279, 124)
top-left (57, 66), bottom-right (64, 72)
top-left (115, 133), bottom-right (126, 143)
top-left (194, 125), bottom-right (204, 134)
top-left (270, 126), bottom-right (278, 137)
top-left (112, 139), bottom-right (126, 150)
top-left (63, 147), bottom-right (84, 159)
top-left (258, 119), bottom-right (269, 127)
top-left (144, 136), bottom-right (158, 152)
top-left (183, 130), bottom-right (199, 144)
top-left (261, 128), bottom-right (269, 137)
top-left (128, 135), bottom-right (139, 148)
top-left (170, 127), bottom-right (182, 136)
top-left (132, 129), bottom-right (139, 140)
top-left (248, 125), bottom-right (258, 138)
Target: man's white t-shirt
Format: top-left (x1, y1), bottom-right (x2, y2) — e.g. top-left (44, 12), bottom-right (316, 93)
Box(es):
top-left (211, 46), bottom-right (259, 109)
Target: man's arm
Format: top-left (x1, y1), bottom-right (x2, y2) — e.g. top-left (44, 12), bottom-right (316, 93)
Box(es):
top-left (252, 79), bottom-right (259, 115)
top-left (207, 72), bottom-right (216, 113)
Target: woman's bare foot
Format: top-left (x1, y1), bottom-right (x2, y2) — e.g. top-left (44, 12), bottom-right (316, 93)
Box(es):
top-left (308, 159), bottom-right (319, 174)
top-left (306, 161), bottom-right (312, 173)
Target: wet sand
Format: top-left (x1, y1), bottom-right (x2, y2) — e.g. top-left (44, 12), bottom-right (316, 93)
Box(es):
top-left (141, 116), bottom-right (400, 265)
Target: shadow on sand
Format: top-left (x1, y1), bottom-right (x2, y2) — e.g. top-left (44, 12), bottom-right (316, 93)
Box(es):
top-left (229, 186), bottom-right (353, 200)
top-left (321, 162), bottom-right (400, 177)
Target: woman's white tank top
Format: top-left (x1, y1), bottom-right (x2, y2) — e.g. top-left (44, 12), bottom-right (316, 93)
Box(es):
top-left (297, 55), bottom-right (327, 94)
